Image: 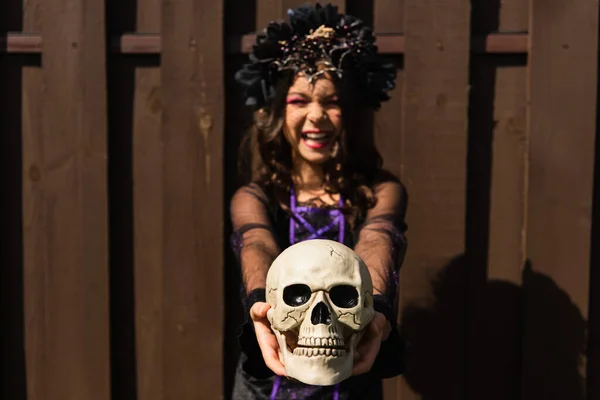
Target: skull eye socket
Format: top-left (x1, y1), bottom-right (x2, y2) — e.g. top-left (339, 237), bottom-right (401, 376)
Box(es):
top-left (329, 285), bottom-right (359, 308)
top-left (283, 284), bottom-right (312, 307)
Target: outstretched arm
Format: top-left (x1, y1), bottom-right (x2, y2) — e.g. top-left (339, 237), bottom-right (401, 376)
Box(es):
top-left (354, 180), bottom-right (407, 307)
top-left (230, 184), bottom-right (281, 296)
top-left (230, 184), bottom-right (286, 376)
top-left (352, 180), bottom-right (408, 376)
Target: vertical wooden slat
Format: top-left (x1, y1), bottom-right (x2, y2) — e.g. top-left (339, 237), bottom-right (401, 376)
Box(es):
top-left (22, 0), bottom-right (111, 398)
top-left (132, 0), bottom-right (163, 398)
top-left (160, 0), bottom-right (224, 397)
top-left (257, 0), bottom-right (345, 32)
top-left (21, 1), bottom-right (43, 399)
top-left (466, 1), bottom-right (528, 398)
top-left (371, 1), bottom-right (404, 399)
top-left (400, 0), bottom-right (471, 399)
top-left (524, 0), bottom-right (598, 398)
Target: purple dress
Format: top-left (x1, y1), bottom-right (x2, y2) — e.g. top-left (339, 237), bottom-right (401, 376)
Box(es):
top-left (230, 183), bottom-right (407, 400)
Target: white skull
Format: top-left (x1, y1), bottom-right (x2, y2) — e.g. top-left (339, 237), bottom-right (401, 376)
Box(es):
top-left (266, 239), bottom-right (374, 386)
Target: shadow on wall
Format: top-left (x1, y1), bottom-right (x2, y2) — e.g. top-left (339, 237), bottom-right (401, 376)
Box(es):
top-left (400, 255), bottom-right (586, 400)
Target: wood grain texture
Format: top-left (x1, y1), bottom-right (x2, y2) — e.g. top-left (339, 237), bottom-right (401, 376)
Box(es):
top-left (372, 1), bottom-right (404, 399)
top-left (524, 0), bottom-right (598, 398)
top-left (22, 0), bottom-right (111, 398)
top-left (400, 0), bottom-right (471, 398)
top-left (160, 0), bottom-right (225, 397)
top-left (256, 0), bottom-right (345, 31)
top-left (466, 0), bottom-right (528, 398)
top-left (132, 1), bottom-right (163, 399)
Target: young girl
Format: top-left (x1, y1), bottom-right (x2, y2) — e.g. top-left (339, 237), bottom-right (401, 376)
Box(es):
top-left (230, 4), bottom-right (407, 399)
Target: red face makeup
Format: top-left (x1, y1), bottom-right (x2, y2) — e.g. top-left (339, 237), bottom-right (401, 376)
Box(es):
top-left (282, 75), bottom-right (343, 166)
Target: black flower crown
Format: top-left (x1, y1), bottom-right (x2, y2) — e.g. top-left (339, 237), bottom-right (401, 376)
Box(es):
top-left (234, 3), bottom-right (397, 110)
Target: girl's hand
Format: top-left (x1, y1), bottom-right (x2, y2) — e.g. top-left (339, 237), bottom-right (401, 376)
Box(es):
top-left (352, 311), bottom-right (390, 376)
top-left (250, 302), bottom-right (287, 376)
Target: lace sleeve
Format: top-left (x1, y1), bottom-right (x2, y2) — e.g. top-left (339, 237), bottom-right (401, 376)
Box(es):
top-left (230, 184), bottom-right (282, 296)
top-left (354, 181), bottom-right (408, 310)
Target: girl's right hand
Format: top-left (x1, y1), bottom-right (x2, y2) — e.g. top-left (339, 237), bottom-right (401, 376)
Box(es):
top-left (250, 302), bottom-right (287, 376)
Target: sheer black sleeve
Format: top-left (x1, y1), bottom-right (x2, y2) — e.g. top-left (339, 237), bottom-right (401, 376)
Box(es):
top-left (354, 181), bottom-right (408, 378)
top-left (354, 181), bottom-right (407, 317)
top-left (230, 184), bottom-right (283, 378)
top-left (230, 184), bottom-right (282, 297)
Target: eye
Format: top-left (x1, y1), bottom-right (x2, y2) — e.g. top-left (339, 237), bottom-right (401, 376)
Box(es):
top-left (286, 97), bottom-right (307, 105)
top-left (283, 284), bottom-right (312, 307)
top-left (329, 285), bottom-right (359, 308)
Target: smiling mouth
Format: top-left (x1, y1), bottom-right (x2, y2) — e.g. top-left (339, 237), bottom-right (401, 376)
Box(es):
top-left (301, 132), bottom-right (333, 149)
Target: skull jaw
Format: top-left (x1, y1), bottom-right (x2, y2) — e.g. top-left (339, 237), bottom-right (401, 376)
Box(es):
top-left (273, 330), bottom-right (362, 386)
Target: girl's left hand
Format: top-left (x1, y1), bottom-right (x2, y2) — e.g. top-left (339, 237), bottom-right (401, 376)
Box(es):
top-left (351, 311), bottom-right (390, 376)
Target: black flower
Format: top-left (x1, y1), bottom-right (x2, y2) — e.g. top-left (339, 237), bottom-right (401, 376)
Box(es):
top-left (235, 2), bottom-right (397, 110)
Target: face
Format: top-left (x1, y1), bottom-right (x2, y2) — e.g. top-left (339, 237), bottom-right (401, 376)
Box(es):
top-left (283, 73), bottom-right (343, 165)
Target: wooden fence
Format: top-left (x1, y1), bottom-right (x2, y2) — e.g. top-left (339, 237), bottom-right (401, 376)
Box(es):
top-left (1, 0), bottom-right (598, 399)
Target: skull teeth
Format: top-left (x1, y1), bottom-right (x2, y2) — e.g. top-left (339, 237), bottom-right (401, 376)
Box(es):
top-left (293, 347), bottom-right (347, 357)
top-left (296, 336), bottom-right (345, 348)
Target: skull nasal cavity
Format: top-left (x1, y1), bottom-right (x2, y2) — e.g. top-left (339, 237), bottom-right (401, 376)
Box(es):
top-left (311, 302), bottom-right (332, 325)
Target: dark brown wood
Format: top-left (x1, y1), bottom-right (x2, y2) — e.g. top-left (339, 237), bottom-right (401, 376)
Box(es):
top-left (3, 32), bottom-right (529, 55)
top-left (400, 0), bottom-right (471, 398)
top-left (467, 61), bottom-right (528, 399)
top-left (2, 32), bottom-right (41, 53)
top-left (466, 1), bottom-right (529, 398)
top-left (20, 4), bottom-right (44, 399)
top-left (132, 1), bottom-right (163, 399)
top-left (237, 33), bottom-right (526, 54)
top-left (524, 0), bottom-right (597, 398)
top-left (256, 0), bottom-right (345, 30)
top-left (372, 1), bottom-right (404, 399)
top-left (159, 0), bottom-right (224, 397)
top-left (21, 0), bottom-right (111, 398)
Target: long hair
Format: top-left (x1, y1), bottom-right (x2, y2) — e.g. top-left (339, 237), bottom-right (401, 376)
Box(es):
top-left (237, 70), bottom-right (385, 227)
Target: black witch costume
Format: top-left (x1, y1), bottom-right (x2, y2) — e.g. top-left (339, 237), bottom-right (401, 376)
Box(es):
top-left (231, 4), bottom-right (407, 399)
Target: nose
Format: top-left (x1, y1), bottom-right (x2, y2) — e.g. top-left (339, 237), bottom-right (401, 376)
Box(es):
top-left (307, 102), bottom-right (327, 123)
top-left (311, 302), bottom-right (332, 325)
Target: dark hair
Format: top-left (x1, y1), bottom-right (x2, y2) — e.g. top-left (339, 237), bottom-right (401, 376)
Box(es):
top-left (238, 70), bottom-right (385, 226)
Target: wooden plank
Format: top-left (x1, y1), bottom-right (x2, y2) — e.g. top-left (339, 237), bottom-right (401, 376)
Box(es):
top-left (160, 0), bottom-right (224, 397)
top-left (371, 1), bottom-right (404, 399)
top-left (2, 32), bottom-right (530, 55)
top-left (466, 1), bottom-right (528, 399)
top-left (524, 0), bottom-right (597, 398)
top-left (132, 0), bottom-right (163, 399)
top-left (400, 0), bottom-right (471, 399)
top-left (20, 5), bottom-right (44, 400)
top-left (257, 0), bottom-right (345, 29)
top-left (21, 0), bottom-right (111, 398)
top-left (467, 59), bottom-right (527, 399)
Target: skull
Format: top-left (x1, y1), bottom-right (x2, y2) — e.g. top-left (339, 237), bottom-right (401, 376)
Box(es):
top-left (266, 239), bottom-right (374, 386)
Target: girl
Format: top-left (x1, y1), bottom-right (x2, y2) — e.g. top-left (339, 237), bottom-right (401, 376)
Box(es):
top-left (231, 4), bottom-right (407, 399)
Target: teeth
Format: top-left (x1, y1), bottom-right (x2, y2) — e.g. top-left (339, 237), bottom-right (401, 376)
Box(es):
top-left (293, 346), bottom-right (347, 357)
top-left (305, 133), bottom-right (328, 140)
